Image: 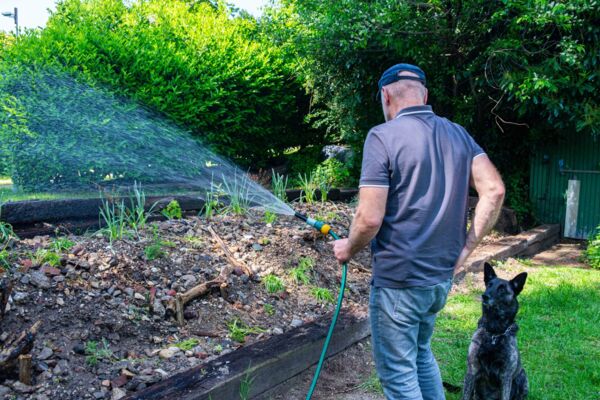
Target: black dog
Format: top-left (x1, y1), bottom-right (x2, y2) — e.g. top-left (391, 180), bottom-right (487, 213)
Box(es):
top-left (462, 263), bottom-right (529, 400)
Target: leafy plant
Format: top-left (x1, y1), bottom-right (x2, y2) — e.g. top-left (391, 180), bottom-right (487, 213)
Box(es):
top-left (0, 250), bottom-right (11, 271)
top-left (271, 170), bottom-right (288, 202)
top-left (263, 274), bottom-right (285, 294)
top-left (298, 172), bottom-right (317, 204)
top-left (144, 243), bottom-right (164, 261)
top-left (289, 257), bottom-right (314, 285)
top-left (51, 237), bottom-right (74, 253)
top-left (263, 211), bottom-right (277, 224)
top-left (239, 370), bottom-right (255, 400)
top-left (202, 188), bottom-right (221, 219)
top-left (263, 303), bottom-right (275, 316)
top-left (222, 174), bottom-right (254, 215)
top-left (174, 338), bottom-right (199, 351)
top-left (162, 199), bottom-right (182, 220)
top-left (126, 182), bottom-right (155, 236)
top-left (310, 287), bottom-right (334, 304)
top-left (0, 202), bottom-right (17, 247)
top-left (585, 225), bottom-right (600, 269)
top-left (85, 338), bottom-right (114, 366)
top-left (314, 158), bottom-right (353, 188)
top-left (226, 319), bottom-right (265, 343)
top-left (33, 248), bottom-right (61, 267)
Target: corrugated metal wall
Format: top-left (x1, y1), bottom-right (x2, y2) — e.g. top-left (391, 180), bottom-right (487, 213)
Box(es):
top-left (530, 133), bottom-right (600, 239)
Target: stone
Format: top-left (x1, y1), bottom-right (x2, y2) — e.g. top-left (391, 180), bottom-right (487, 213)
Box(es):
top-left (272, 327), bottom-right (283, 335)
top-left (12, 291), bottom-right (28, 304)
top-left (56, 297), bottom-right (65, 306)
top-left (38, 347), bottom-right (53, 360)
top-left (20, 275), bottom-right (30, 285)
top-left (93, 391), bottom-right (106, 399)
top-left (124, 288), bottom-right (134, 297)
top-left (152, 299), bottom-right (166, 318)
top-left (0, 385), bottom-right (11, 397)
top-left (29, 270), bottom-right (51, 289)
top-left (11, 381), bottom-right (34, 394)
top-left (158, 347), bottom-right (180, 359)
top-left (134, 293), bottom-right (146, 301)
top-left (290, 319), bottom-right (303, 328)
top-left (53, 359), bottom-right (70, 376)
top-left (252, 243), bottom-right (263, 251)
top-left (40, 265), bottom-right (61, 276)
top-left (73, 342), bottom-right (86, 355)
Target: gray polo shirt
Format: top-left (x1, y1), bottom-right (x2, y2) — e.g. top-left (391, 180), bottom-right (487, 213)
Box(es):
top-left (360, 105), bottom-right (485, 288)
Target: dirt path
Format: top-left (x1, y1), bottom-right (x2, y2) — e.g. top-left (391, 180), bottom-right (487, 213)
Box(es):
top-left (259, 241), bottom-right (587, 400)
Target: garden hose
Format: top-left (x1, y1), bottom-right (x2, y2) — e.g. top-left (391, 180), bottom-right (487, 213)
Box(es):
top-left (294, 212), bottom-right (348, 400)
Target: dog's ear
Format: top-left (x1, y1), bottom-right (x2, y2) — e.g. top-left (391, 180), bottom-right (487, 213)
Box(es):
top-left (510, 272), bottom-right (528, 296)
top-left (484, 262), bottom-right (496, 285)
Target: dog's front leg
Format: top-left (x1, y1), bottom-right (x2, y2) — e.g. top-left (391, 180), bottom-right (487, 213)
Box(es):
top-left (461, 372), bottom-right (476, 400)
top-left (500, 376), bottom-right (513, 400)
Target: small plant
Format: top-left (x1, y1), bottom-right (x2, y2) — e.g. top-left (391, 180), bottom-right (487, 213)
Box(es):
top-left (516, 257), bottom-right (535, 267)
top-left (271, 170), bottom-right (288, 202)
top-left (174, 338), bottom-right (199, 351)
top-left (289, 257), bottom-right (314, 285)
top-left (263, 303), bottom-right (275, 316)
top-left (126, 182), bottom-right (156, 236)
top-left (239, 370), bottom-right (255, 400)
top-left (263, 273), bottom-right (285, 294)
top-left (99, 199), bottom-right (127, 242)
top-left (33, 249), bottom-right (61, 267)
top-left (202, 189), bottom-right (221, 219)
top-left (226, 319), bottom-right (265, 343)
top-left (585, 225), bottom-right (600, 269)
top-left (263, 211), bottom-right (277, 224)
top-left (51, 237), bottom-right (74, 253)
top-left (85, 338), bottom-right (114, 366)
top-left (0, 250), bottom-right (11, 271)
top-left (298, 172), bottom-right (317, 204)
top-left (358, 370), bottom-right (383, 394)
top-left (222, 173), bottom-right (254, 215)
top-left (162, 199), bottom-right (182, 220)
top-left (144, 243), bottom-right (164, 261)
top-left (311, 287), bottom-right (335, 304)
top-left (313, 158), bottom-right (352, 188)
top-left (0, 203), bottom-right (17, 247)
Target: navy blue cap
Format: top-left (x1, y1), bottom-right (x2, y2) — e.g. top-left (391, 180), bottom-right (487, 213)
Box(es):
top-left (377, 63), bottom-right (426, 99)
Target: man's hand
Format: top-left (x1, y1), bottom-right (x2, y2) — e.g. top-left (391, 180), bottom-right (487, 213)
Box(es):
top-left (331, 238), bottom-right (352, 264)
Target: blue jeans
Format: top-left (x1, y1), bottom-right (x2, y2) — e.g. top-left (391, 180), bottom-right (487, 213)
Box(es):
top-left (369, 279), bottom-right (452, 400)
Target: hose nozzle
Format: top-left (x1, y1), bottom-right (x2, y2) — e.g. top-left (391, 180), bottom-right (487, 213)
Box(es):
top-left (294, 211), bottom-right (331, 235)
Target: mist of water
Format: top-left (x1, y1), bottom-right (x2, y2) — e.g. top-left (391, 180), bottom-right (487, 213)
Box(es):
top-left (0, 67), bottom-right (295, 216)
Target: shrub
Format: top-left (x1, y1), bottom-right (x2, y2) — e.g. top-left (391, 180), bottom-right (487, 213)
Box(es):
top-left (313, 158), bottom-right (353, 188)
top-left (586, 226), bottom-right (600, 270)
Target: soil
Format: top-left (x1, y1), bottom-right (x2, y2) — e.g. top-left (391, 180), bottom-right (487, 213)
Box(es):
top-left (0, 201), bottom-right (508, 400)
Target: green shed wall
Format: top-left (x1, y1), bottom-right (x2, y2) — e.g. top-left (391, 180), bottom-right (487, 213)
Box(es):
top-left (529, 133), bottom-right (600, 239)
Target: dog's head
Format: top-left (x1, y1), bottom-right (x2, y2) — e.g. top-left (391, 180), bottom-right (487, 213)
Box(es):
top-left (482, 262), bottom-right (527, 310)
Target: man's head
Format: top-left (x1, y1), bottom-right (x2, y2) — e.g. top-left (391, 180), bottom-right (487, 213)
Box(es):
top-left (377, 63), bottom-right (428, 121)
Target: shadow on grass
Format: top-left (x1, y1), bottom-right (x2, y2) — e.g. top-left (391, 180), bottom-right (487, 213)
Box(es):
top-left (434, 267), bottom-right (600, 400)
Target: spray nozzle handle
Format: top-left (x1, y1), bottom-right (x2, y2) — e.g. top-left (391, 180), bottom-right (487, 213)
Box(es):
top-left (294, 212), bottom-right (331, 235)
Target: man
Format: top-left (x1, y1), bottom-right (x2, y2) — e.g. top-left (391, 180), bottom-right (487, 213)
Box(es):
top-left (332, 63), bottom-right (505, 400)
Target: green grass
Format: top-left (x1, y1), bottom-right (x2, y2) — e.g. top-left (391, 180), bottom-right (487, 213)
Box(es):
top-left (174, 338), bottom-right (199, 351)
top-left (310, 286), bottom-right (335, 304)
top-left (359, 266), bottom-right (600, 399)
top-left (263, 274), bottom-right (285, 294)
top-left (227, 319), bottom-right (265, 343)
top-left (85, 338), bottom-right (114, 366)
top-left (289, 257), bottom-right (314, 285)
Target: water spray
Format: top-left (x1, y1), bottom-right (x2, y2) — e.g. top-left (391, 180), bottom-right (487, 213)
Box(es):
top-left (294, 211), bottom-right (348, 400)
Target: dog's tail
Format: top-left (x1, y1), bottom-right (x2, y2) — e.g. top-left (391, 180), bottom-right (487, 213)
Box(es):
top-left (443, 381), bottom-right (462, 393)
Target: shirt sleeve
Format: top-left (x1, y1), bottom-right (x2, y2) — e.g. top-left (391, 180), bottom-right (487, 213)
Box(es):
top-left (467, 132), bottom-right (486, 159)
top-left (359, 129), bottom-right (390, 188)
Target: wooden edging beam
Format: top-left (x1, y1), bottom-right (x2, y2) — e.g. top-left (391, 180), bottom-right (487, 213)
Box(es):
top-left (124, 308), bottom-right (370, 400)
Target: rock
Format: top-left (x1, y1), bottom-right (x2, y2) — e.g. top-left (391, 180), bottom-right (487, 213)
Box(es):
top-left (53, 275), bottom-right (65, 283)
top-left (124, 288), bottom-right (134, 297)
top-left (134, 293), bottom-right (146, 301)
top-left (53, 359), bottom-right (70, 376)
top-left (252, 243), bottom-right (263, 251)
top-left (0, 385), bottom-right (11, 397)
top-left (240, 275), bottom-right (250, 284)
top-left (20, 275), bottom-right (30, 285)
top-left (111, 374), bottom-right (129, 388)
top-left (101, 380), bottom-right (111, 387)
top-left (272, 327), bottom-right (283, 335)
top-left (12, 291), bottom-right (28, 304)
top-left (41, 265), bottom-right (62, 276)
top-left (183, 310), bottom-right (198, 320)
top-left (73, 342), bottom-right (86, 355)
top-left (180, 274), bottom-right (197, 286)
top-left (158, 347), bottom-right (180, 359)
top-left (290, 319), bottom-right (303, 328)
top-left (152, 299), bottom-right (166, 318)
top-left (29, 270), bottom-right (51, 289)
top-left (11, 381), bottom-right (34, 394)
top-left (38, 347), bottom-right (53, 360)
top-left (56, 297), bottom-right (65, 306)
top-left (93, 391), bottom-right (106, 399)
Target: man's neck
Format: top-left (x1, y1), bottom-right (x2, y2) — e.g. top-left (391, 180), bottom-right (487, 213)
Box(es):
top-left (388, 101), bottom-right (425, 120)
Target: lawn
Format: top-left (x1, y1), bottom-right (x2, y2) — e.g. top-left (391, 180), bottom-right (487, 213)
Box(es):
top-left (434, 266), bottom-right (600, 400)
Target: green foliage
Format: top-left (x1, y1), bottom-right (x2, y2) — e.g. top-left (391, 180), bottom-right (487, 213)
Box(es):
top-left (174, 338), bottom-right (199, 351)
top-left (226, 318), bottom-right (265, 343)
top-left (0, 250), bottom-right (11, 271)
top-left (201, 189), bottom-right (221, 219)
top-left (271, 170), bottom-right (288, 203)
top-left (585, 226), bottom-right (600, 270)
top-left (239, 370), bottom-right (255, 400)
top-left (310, 286), bottom-right (334, 304)
top-left (222, 174), bottom-right (253, 216)
top-left (290, 256), bottom-right (314, 285)
top-left (126, 183), bottom-right (155, 236)
top-left (0, 202), bottom-right (17, 246)
top-left (263, 273), bottom-right (285, 294)
top-left (34, 249), bottom-right (61, 267)
top-left (505, 171), bottom-right (534, 228)
top-left (297, 172), bottom-right (317, 204)
top-left (85, 338), bottom-right (114, 366)
top-left (0, 0), bottom-right (318, 177)
top-left (99, 199), bottom-right (127, 243)
top-left (263, 303), bottom-right (275, 316)
top-left (51, 237), bottom-right (74, 253)
top-left (263, 211), bottom-right (277, 224)
top-left (144, 243), bottom-right (164, 261)
top-left (162, 200), bottom-right (182, 220)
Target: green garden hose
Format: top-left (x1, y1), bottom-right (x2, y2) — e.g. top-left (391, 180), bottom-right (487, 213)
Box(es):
top-left (294, 212), bottom-right (348, 400)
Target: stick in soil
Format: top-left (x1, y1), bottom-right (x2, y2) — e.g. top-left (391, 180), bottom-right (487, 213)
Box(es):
top-left (167, 225), bottom-right (252, 325)
top-left (18, 354), bottom-right (32, 385)
top-left (0, 321), bottom-right (41, 372)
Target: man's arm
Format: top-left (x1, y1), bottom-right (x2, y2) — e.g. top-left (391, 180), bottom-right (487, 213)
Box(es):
top-left (454, 155), bottom-right (505, 271)
top-left (332, 187), bottom-right (388, 263)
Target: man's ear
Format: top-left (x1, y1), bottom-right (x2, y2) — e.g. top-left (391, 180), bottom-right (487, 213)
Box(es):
top-left (423, 87), bottom-right (428, 104)
top-left (510, 272), bottom-right (528, 296)
top-left (483, 262), bottom-right (496, 286)
top-left (382, 86), bottom-right (391, 106)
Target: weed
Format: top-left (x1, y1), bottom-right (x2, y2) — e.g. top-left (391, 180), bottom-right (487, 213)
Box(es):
top-left (239, 369), bottom-right (254, 400)
top-left (174, 338), bottom-right (199, 351)
top-left (289, 257), bottom-right (314, 285)
top-left (516, 257), bottom-right (535, 267)
top-left (126, 182), bottom-right (156, 236)
top-left (264, 211), bottom-right (277, 224)
top-left (85, 338), bottom-right (114, 366)
top-left (298, 172), bottom-right (317, 204)
top-left (271, 170), bottom-right (288, 202)
top-left (33, 248), bottom-right (61, 267)
top-left (227, 319), bottom-right (265, 343)
top-left (263, 274), bottom-right (285, 294)
top-left (52, 237), bottom-right (74, 253)
top-left (202, 189), bottom-right (221, 219)
top-left (214, 344), bottom-right (223, 353)
top-left (311, 287), bottom-right (335, 304)
top-left (162, 199), bottom-right (182, 220)
top-left (144, 243), bottom-right (164, 261)
top-left (0, 202), bottom-right (17, 248)
top-left (585, 225), bottom-right (600, 269)
top-left (358, 370), bottom-right (383, 394)
top-left (263, 303), bottom-right (275, 316)
top-left (0, 250), bottom-right (11, 271)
